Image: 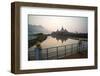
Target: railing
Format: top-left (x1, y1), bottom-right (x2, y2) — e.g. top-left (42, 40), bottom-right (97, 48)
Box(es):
top-left (28, 42), bottom-right (87, 60)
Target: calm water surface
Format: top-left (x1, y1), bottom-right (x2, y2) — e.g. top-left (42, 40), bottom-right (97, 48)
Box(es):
top-left (29, 36), bottom-right (79, 51)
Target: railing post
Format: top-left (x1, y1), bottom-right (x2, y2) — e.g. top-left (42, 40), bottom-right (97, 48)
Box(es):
top-left (82, 44), bottom-right (83, 51)
top-left (65, 45), bottom-right (66, 56)
top-left (71, 44), bottom-right (73, 54)
top-left (57, 47), bottom-right (58, 59)
top-left (46, 49), bottom-right (48, 59)
top-left (77, 44), bottom-right (79, 52)
top-left (83, 44), bottom-right (85, 51)
top-left (78, 43), bottom-right (80, 53)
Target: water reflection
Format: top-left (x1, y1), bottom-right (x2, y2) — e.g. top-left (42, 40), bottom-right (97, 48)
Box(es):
top-left (51, 35), bottom-right (69, 43)
top-left (29, 35), bottom-right (86, 50)
top-left (29, 33), bottom-right (88, 49)
top-left (51, 35), bottom-right (87, 44)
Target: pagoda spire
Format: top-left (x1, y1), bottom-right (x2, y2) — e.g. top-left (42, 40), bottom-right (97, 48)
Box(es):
top-left (61, 26), bottom-right (64, 31)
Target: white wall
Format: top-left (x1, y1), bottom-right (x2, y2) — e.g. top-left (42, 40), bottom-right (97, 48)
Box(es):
top-left (0, 0), bottom-right (100, 76)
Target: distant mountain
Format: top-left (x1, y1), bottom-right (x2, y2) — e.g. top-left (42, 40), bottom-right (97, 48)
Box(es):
top-left (28, 24), bottom-right (50, 35)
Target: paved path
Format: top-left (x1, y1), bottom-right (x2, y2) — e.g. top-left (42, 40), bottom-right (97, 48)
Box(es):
top-left (61, 51), bottom-right (87, 59)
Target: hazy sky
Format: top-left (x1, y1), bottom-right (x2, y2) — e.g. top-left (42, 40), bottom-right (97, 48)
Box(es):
top-left (28, 15), bottom-right (88, 33)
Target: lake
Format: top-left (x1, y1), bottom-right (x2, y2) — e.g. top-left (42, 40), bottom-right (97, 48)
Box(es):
top-left (28, 36), bottom-right (80, 50)
top-left (28, 36), bottom-right (87, 60)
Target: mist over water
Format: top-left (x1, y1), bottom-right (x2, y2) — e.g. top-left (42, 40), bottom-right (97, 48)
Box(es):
top-left (28, 15), bottom-right (88, 33)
